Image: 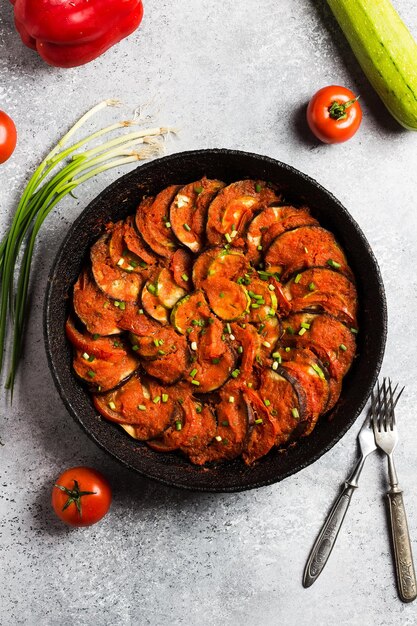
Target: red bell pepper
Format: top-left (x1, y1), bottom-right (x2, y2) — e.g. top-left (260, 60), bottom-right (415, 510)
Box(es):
top-left (9, 0), bottom-right (144, 68)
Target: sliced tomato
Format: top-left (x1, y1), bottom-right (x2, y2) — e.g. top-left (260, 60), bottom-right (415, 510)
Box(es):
top-left (170, 248), bottom-right (193, 291)
top-left (265, 226), bottom-right (351, 281)
top-left (282, 267), bottom-right (358, 325)
top-left (135, 187), bottom-right (181, 258)
top-left (206, 180), bottom-right (281, 247)
top-left (73, 269), bottom-right (123, 336)
top-left (65, 317), bottom-right (127, 360)
top-left (90, 233), bottom-right (142, 302)
top-left (170, 177), bottom-right (225, 252)
top-left (73, 348), bottom-right (139, 393)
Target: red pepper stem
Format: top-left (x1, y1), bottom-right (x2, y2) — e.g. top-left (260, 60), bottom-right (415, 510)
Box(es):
top-left (328, 96), bottom-right (360, 120)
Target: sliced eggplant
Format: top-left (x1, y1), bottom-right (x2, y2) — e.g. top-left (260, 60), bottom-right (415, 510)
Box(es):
top-left (108, 220), bottom-right (143, 274)
top-left (73, 348), bottom-right (139, 393)
top-left (73, 269), bottom-right (123, 336)
top-left (186, 320), bottom-right (236, 392)
top-left (254, 316), bottom-right (281, 363)
top-left (282, 267), bottom-right (358, 325)
top-left (129, 326), bottom-right (182, 361)
top-left (202, 277), bottom-right (250, 321)
top-left (170, 177), bottom-right (225, 252)
top-left (123, 215), bottom-right (158, 266)
top-left (66, 317), bottom-right (127, 360)
top-left (265, 225), bottom-right (352, 281)
top-left (242, 388), bottom-right (280, 465)
top-left (206, 179), bottom-right (281, 247)
top-left (141, 280), bottom-right (169, 324)
top-left (93, 375), bottom-right (178, 440)
top-left (170, 291), bottom-right (211, 334)
top-left (259, 368), bottom-right (308, 447)
top-left (119, 303), bottom-right (162, 336)
top-left (279, 348), bottom-right (330, 436)
top-left (156, 268), bottom-right (187, 309)
top-left (135, 187), bottom-right (181, 258)
top-left (90, 232), bottom-right (142, 302)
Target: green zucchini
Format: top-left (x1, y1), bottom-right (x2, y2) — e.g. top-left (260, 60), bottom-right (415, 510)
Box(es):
top-left (156, 268), bottom-right (187, 309)
top-left (327, 0), bottom-right (417, 130)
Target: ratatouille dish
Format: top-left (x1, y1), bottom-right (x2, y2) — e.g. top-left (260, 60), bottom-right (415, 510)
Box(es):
top-left (65, 178), bottom-right (358, 465)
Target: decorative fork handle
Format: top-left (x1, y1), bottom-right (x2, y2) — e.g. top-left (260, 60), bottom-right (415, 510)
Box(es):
top-left (387, 488), bottom-right (417, 602)
top-left (303, 482), bottom-right (356, 587)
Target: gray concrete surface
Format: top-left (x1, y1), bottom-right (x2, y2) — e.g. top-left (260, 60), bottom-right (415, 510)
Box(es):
top-left (1, 1), bottom-right (417, 624)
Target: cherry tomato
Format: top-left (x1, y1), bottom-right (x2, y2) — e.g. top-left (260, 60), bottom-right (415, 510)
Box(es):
top-left (52, 466), bottom-right (112, 527)
top-left (0, 110), bottom-right (17, 163)
top-left (307, 86), bottom-right (362, 144)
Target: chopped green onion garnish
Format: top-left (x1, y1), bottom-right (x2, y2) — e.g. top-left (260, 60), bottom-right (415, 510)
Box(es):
top-left (138, 308), bottom-right (144, 315)
top-left (92, 334), bottom-right (100, 340)
top-left (228, 396), bottom-right (235, 404)
top-left (158, 349), bottom-right (165, 356)
top-left (212, 358), bottom-right (220, 364)
top-left (147, 283), bottom-right (156, 294)
top-left (294, 274), bottom-right (302, 284)
top-left (88, 355), bottom-right (95, 362)
top-left (291, 408), bottom-right (299, 419)
top-left (226, 323), bottom-right (232, 334)
top-left (285, 347), bottom-right (291, 352)
top-left (312, 363), bottom-right (325, 380)
top-left (165, 221), bottom-right (171, 228)
top-left (175, 421), bottom-right (182, 431)
top-left (340, 344), bottom-right (347, 352)
top-left (351, 328), bottom-right (358, 334)
top-left (114, 301), bottom-right (120, 307)
top-left (257, 245), bottom-right (263, 251)
top-left (255, 418), bottom-right (263, 425)
top-left (153, 338), bottom-right (159, 347)
top-left (231, 369), bottom-right (240, 378)
top-left (87, 370), bottom-right (95, 378)
top-left (82, 352), bottom-right (90, 360)
top-left (272, 361), bottom-right (278, 371)
top-left (253, 294), bottom-right (263, 300)
top-left (247, 382), bottom-right (253, 388)
top-left (255, 183), bottom-right (262, 192)
top-left (225, 233), bottom-right (232, 243)
top-left (190, 368), bottom-right (198, 378)
top-left (272, 352), bottom-right (280, 359)
top-left (139, 261), bottom-right (148, 268)
top-left (308, 282), bottom-right (316, 291)
top-left (108, 401), bottom-right (116, 410)
top-left (162, 393), bottom-right (169, 403)
top-left (268, 284), bottom-right (275, 291)
top-left (327, 259), bottom-right (341, 269)
top-left (215, 435), bottom-right (222, 442)
top-left (251, 303), bottom-right (260, 309)
top-left (181, 273), bottom-right (189, 282)
top-left (195, 185), bottom-right (203, 194)
top-left (195, 405), bottom-right (202, 413)
top-left (301, 322), bottom-right (310, 329)
top-left (153, 396), bottom-right (161, 404)
top-left (132, 344), bottom-right (139, 351)
top-left (191, 379), bottom-right (200, 386)
top-left (264, 398), bottom-right (271, 407)
top-left (238, 346), bottom-right (243, 354)
top-left (183, 223), bottom-right (191, 232)
top-left (286, 326), bottom-right (295, 335)
top-left (118, 301), bottom-right (125, 311)
top-left (221, 420), bottom-right (229, 427)
top-left (299, 327), bottom-right (307, 336)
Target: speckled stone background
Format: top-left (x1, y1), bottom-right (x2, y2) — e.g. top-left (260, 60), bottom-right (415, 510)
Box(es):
top-left (1, 1), bottom-right (417, 624)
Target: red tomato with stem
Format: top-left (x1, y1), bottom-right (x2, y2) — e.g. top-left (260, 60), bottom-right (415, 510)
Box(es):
top-left (52, 466), bottom-right (112, 527)
top-left (307, 86), bottom-right (362, 144)
top-left (0, 110), bottom-right (17, 163)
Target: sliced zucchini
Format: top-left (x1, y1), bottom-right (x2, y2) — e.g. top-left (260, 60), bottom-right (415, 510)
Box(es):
top-left (203, 277), bottom-right (250, 321)
top-left (191, 247), bottom-right (222, 289)
top-left (141, 280), bottom-right (169, 324)
top-left (170, 291), bottom-right (211, 334)
top-left (206, 249), bottom-right (249, 281)
top-left (156, 268), bottom-right (187, 309)
top-left (170, 178), bottom-right (225, 253)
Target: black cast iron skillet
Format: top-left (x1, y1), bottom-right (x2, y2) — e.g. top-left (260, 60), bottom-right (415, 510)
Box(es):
top-left (44, 149), bottom-right (387, 492)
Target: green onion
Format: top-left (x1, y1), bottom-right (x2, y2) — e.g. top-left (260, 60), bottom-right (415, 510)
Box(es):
top-left (215, 435), bottom-right (222, 442)
top-left (339, 344), bottom-right (347, 352)
top-left (351, 327), bottom-right (358, 334)
top-left (162, 393), bottom-right (169, 403)
top-left (327, 259), bottom-right (341, 269)
top-left (153, 396), bottom-right (161, 404)
top-left (268, 284), bottom-right (275, 291)
top-left (114, 301), bottom-right (121, 308)
top-left (264, 398), bottom-right (271, 407)
top-left (138, 308), bottom-right (144, 315)
top-left (272, 361), bottom-right (278, 371)
top-left (118, 301), bottom-right (125, 311)
top-left (231, 369), bottom-right (240, 378)
top-left (181, 273), bottom-right (189, 282)
top-left (298, 327), bottom-right (307, 336)
top-left (238, 346), bottom-right (243, 354)
top-left (153, 338), bottom-right (159, 347)
top-left (294, 273), bottom-right (302, 284)
top-left (165, 221), bottom-right (171, 228)
top-left (286, 326), bottom-right (295, 335)
top-left (312, 363), bottom-right (325, 380)
top-left (212, 358), bottom-right (220, 364)
top-left (291, 408), bottom-right (299, 419)
top-left (139, 261), bottom-right (147, 268)
top-left (195, 404), bottom-right (202, 413)
top-left (190, 368), bottom-right (198, 378)
top-left (272, 352), bottom-right (280, 359)
top-left (221, 420), bottom-right (229, 427)
top-left (225, 233), bottom-right (232, 243)
top-left (254, 418), bottom-right (263, 425)
top-left (301, 322), bottom-right (310, 329)
top-left (255, 183), bottom-right (262, 192)
top-left (175, 420), bottom-right (182, 431)
top-left (108, 401), bottom-right (116, 410)
top-left (251, 303), bottom-right (260, 309)
top-left (253, 294), bottom-right (263, 301)
top-left (247, 382), bottom-right (253, 388)
top-left (132, 345), bottom-right (139, 351)
top-left (191, 379), bottom-right (200, 386)
top-left (308, 282), bottom-right (316, 291)
top-left (92, 334), bottom-right (100, 340)
top-left (285, 347), bottom-right (291, 352)
top-left (82, 352), bottom-right (90, 361)
top-left (226, 323), bottom-right (232, 334)
top-left (88, 355), bottom-right (95, 362)
top-left (183, 223), bottom-right (191, 232)
top-left (147, 283), bottom-right (156, 294)
top-left (137, 404), bottom-right (146, 411)
top-left (157, 349), bottom-right (165, 356)
top-left (194, 185), bottom-right (203, 194)
top-left (228, 396), bottom-right (234, 403)
top-left (87, 370), bottom-right (95, 379)
top-left (257, 245), bottom-right (263, 251)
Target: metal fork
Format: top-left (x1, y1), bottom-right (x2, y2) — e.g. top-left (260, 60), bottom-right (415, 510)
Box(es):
top-left (303, 409), bottom-right (376, 587)
top-left (371, 379), bottom-right (417, 603)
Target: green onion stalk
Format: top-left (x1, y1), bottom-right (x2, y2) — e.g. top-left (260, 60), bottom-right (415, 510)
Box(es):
top-left (0, 99), bottom-right (176, 396)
